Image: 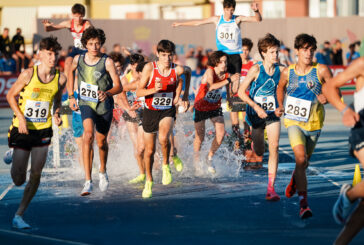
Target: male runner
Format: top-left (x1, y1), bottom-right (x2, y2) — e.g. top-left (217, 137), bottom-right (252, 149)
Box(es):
top-left (276, 34), bottom-right (332, 218)
top-left (227, 38), bottom-right (254, 148)
top-left (173, 0), bottom-right (261, 93)
top-left (6, 37), bottom-right (66, 228)
top-left (42, 3), bottom-right (92, 78)
top-left (136, 40), bottom-right (188, 198)
top-left (119, 53), bottom-right (146, 184)
top-left (68, 27), bottom-right (127, 196)
top-left (323, 57), bottom-right (364, 244)
top-left (194, 51), bottom-right (239, 174)
top-left (238, 34), bottom-right (283, 200)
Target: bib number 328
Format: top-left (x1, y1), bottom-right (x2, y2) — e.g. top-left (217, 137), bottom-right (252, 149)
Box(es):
top-left (80, 81), bottom-right (98, 103)
top-left (284, 96), bottom-right (311, 122)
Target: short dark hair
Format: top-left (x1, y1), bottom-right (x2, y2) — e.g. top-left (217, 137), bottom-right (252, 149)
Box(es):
top-left (223, 0), bottom-right (236, 9)
top-left (156, 40), bottom-right (175, 54)
top-left (242, 38), bottom-right (253, 51)
top-left (258, 33), bottom-right (280, 59)
top-left (109, 52), bottom-right (125, 65)
top-left (39, 36), bottom-right (62, 52)
top-left (294, 34), bottom-right (317, 51)
top-left (136, 61), bottom-right (148, 73)
top-left (129, 53), bottom-right (145, 65)
top-left (72, 3), bottom-right (86, 16)
top-left (207, 51), bottom-right (228, 67)
top-left (81, 27), bottom-right (106, 47)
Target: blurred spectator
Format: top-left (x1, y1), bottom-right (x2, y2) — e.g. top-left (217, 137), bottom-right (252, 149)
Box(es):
top-left (112, 43), bottom-right (121, 53)
top-left (201, 49), bottom-right (212, 68)
top-left (109, 52), bottom-right (125, 77)
top-left (148, 44), bottom-right (157, 62)
top-left (279, 45), bottom-right (292, 67)
top-left (332, 39), bottom-right (343, 65)
top-left (57, 50), bottom-right (68, 72)
top-left (315, 44), bottom-right (331, 65)
top-left (323, 41), bottom-right (333, 65)
top-left (185, 48), bottom-right (197, 71)
top-left (0, 28), bottom-right (12, 55)
top-left (12, 28), bottom-right (31, 72)
top-left (100, 46), bottom-right (107, 54)
top-left (346, 43), bottom-right (360, 65)
top-left (0, 52), bottom-right (17, 75)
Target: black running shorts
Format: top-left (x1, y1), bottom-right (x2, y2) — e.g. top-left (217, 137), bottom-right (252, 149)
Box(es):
top-left (8, 127), bottom-right (53, 151)
top-left (142, 107), bottom-right (176, 133)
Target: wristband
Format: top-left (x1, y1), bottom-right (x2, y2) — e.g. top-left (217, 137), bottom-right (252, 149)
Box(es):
top-left (340, 105), bottom-right (350, 115)
top-left (68, 94), bottom-right (75, 99)
top-left (105, 92), bottom-right (112, 97)
top-left (227, 77), bottom-right (232, 84)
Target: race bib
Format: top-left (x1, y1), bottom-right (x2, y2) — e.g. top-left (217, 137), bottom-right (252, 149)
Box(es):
top-left (254, 95), bottom-right (276, 112)
top-left (80, 81), bottom-right (98, 103)
top-left (217, 24), bottom-right (237, 44)
top-left (205, 89), bottom-right (222, 103)
top-left (354, 87), bottom-right (364, 113)
top-left (24, 100), bottom-right (49, 122)
top-left (152, 92), bottom-right (173, 110)
top-left (284, 96), bottom-right (312, 122)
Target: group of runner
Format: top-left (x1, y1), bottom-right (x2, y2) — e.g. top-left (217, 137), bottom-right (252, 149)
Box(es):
top-left (4, 1), bottom-right (364, 243)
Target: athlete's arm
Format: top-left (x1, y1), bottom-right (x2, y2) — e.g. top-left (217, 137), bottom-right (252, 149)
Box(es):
top-left (207, 72), bottom-right (239, 91)
top-left (238, 64), bottom-right (267, 118)
top-left (67, 55), bottom-right (79, 111)
top-left (177, 65), bottom-right (192, 112)
top-left (316, 64), bottom-right (333, 105)
top-left (323, 58), bottom-right (364, 127)
top-left (136, 62), bottom-right (160, 97)
top-left (84, 20), bottom-right (93, 29)
top-left (6, 68), bottom-right (33, 134)
top-left (236, 3), bottom-right (262, 23)
top-left (53, 73), bottom-right (67, 126)
top-left (276, 67), bottom-right (289, 117)
top-left (42, 20), bottom-right (70, 32)
top-left (121, 75), bottom-right (138, 92)
top-left (104, 58), bottom-right (123, 97)
top-left (172, 16), bottom-right (218, 27)
top-left (174, 74), bottom-right (183, 106)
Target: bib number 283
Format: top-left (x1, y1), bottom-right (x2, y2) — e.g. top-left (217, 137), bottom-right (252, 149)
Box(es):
top-left (284, 96), bottom-right (311, 122)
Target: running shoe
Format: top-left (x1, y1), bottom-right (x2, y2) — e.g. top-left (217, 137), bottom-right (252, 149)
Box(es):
top-left (333, 184), bottom-right (358, 224)
top-left (129, 174), bottom-right (146, 184)
top-left (162, 164), bottom-right (172, 185)
top-left (299, 206), bottom-right (313, 219)
top-left (3, 148), bottom-right (13, 165)
top-left (142, 180), bottom-right (153, 198)
top-left (80, 180), bottom-right (93, 196)
top-left (173, 155), bottom-right (183, 172)
top-left (285, 171), bottom-right (296, 198)
top-left (266, 189), bottom-right (281, 201)
top-left (12, 215), bottom-right (31, 229)
top-left (99, 172), bottom-right (109, 192)
top-left (206, 158), bottom-right (216, 174)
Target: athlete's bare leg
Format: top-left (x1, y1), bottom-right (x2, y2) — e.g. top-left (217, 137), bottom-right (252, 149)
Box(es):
top-left (158, 117), bottom-right (173, 166)
top-left (95, 130), bottom-right (108, 173)
top-left (266, 121), bottom-right (280, 189)
top-left (193, 120), bottom-right (206, 162)
top-left (136, 125), bottom-right (146, 174)
top-left (208, 116), bottom-right (225, 159)
top-left (82, 118), bottom-right (95, 180)
top-left (292, 144), bottom-right (308, 192)
top-left (13, 146), bottom-right (48, 216)
top-left (144, 132), bottom-right (157, 181)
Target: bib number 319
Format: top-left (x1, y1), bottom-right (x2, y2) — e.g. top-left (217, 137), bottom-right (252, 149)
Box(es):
top-left (24, 100), bottom-right (49, 122)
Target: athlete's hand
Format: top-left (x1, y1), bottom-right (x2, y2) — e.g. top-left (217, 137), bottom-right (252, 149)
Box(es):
top-left (98, 91), bottom-right (109, 102)
top-left (275, 106), bottom-right (284, 117)
top-left (129, 103), bottom-right (140, 111)
top-left (317, 94), bottom-right (327, 104)
top-left (251, 2), bottom-right (259, 11)
top-left (255, 105), bottom-right (268, 119)
top-left (54, 113), bottom-right (62, 127)
top-left (173, 97), bottom-right (180, 106)
top-left (342, 107), bottom-right (359, 128)
top-left (154, 81), bottom-right (162, 92)
top-left (18, 115), bottom-right (29, 135)
top-left (180, 100), bottom-right (190, 112)
top-left (69, 97), bottom-right (79, 111)
top-left (42, 19), bottom-right (53, 27)
top-left (230, 74), bottom-right (240, 94)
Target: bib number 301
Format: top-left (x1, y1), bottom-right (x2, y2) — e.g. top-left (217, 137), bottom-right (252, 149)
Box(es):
top-left (24, 100), bottom-right (49, 122)
top-left (80, 81), bottom-right (98, 103)
top-left (284, 96), bottom-right (311, 122)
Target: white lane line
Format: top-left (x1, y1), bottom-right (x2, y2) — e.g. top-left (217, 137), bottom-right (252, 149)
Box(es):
top-left (279, 147), bottom-right (341, 188)
top-left (0, 228), bottom-right (90, 245)
top-left (0, 183), bottom-right (14, 201)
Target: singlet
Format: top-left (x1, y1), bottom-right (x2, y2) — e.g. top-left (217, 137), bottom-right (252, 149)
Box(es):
top-left (124, 71), bottom-right (144, 108)
top-left (70, 19), bottom-right (87, 49)
top-left (194, 66), bottom-right (228, 111)
top-left (284, 63), bottom-right (324, 131)
top-left (246, 62), bottom-right (280, 116)
top-left (11, 66), bottom-right (59, 130)
top-left (77, 54), bottom-right (114, 115)
top-left (144, 62), bottom-right (178, 111)
top-left (215, 15), bottom-right (242, 55)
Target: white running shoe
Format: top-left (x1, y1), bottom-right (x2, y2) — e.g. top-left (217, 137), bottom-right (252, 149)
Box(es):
top-left (99, 172), bottom-right (109, 192)
top-left (80, 180), bottom-right (93, 196)
top-left (12, 215), bottom-right (31, 229)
